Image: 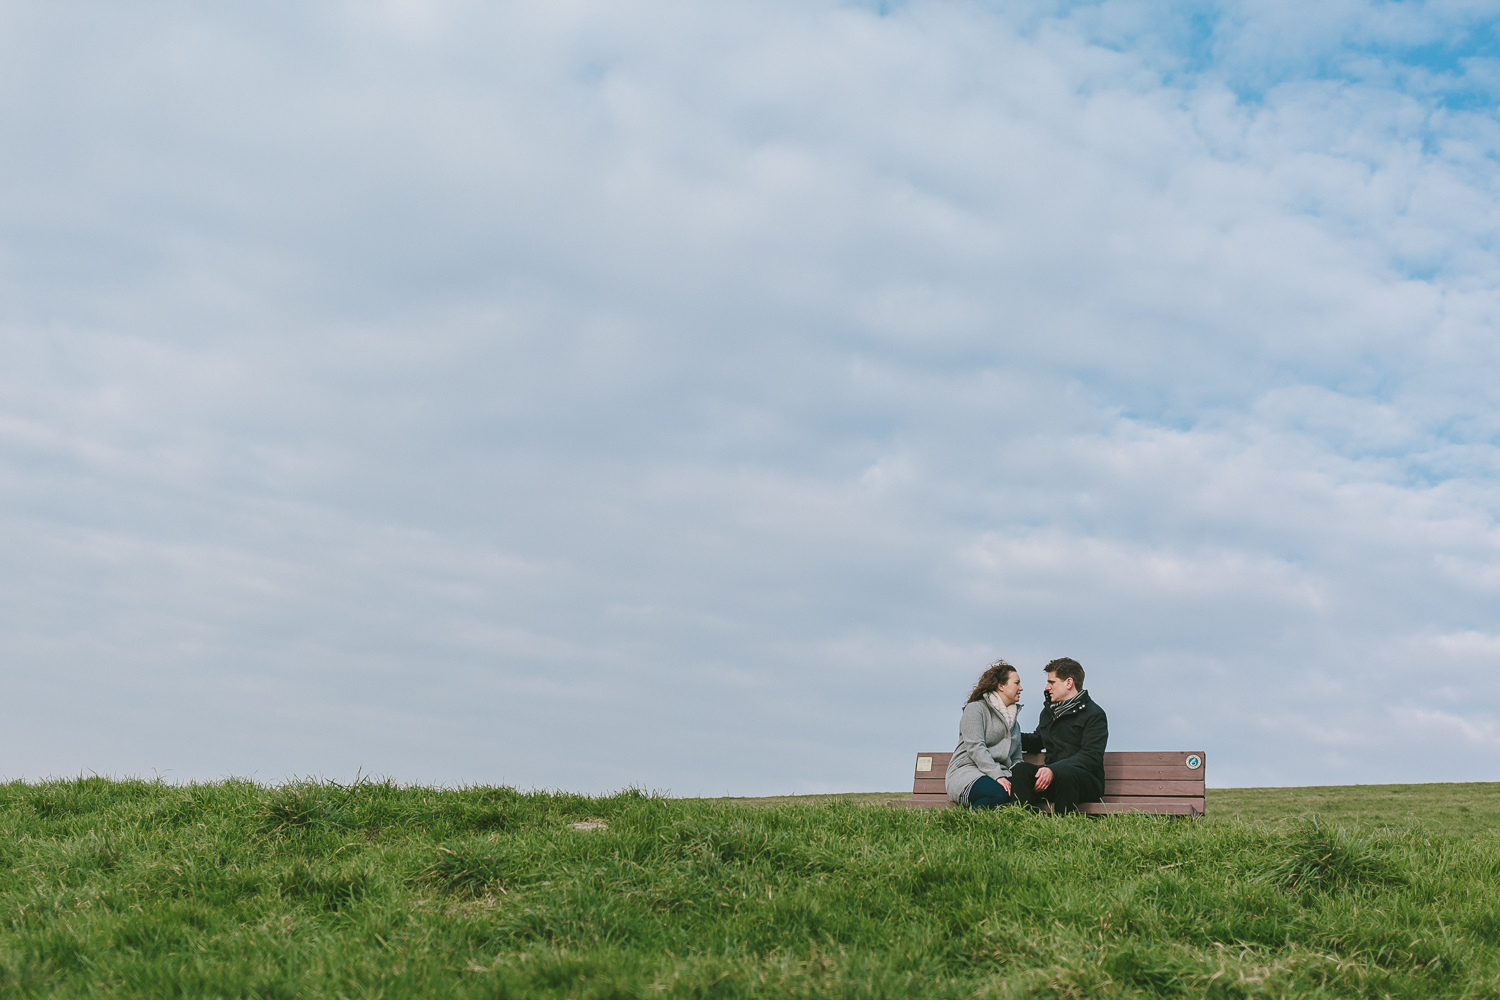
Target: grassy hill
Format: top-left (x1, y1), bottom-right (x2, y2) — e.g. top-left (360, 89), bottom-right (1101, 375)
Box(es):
top-left (1, 778), bottom-right (1497, 998)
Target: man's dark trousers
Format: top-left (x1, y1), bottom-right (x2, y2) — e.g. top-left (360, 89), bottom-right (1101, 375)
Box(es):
top-left (1009, 760), bottom-right (1101, 815)
top-left (1018, 688), bottom-right (1109, 814)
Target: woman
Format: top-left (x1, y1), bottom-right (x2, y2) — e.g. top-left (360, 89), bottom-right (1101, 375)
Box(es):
top-left (945, 660), bottom-right (1026, 809)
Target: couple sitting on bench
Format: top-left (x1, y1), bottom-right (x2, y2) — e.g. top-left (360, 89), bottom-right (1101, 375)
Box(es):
top-left (945, 657), bottom-right (1108, 814)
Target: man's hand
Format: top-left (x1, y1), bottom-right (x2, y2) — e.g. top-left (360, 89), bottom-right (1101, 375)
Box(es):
top-left (998, 777), bottom-right (1012, 794)
top-left (1034, 766), bottom-right (1053, 791)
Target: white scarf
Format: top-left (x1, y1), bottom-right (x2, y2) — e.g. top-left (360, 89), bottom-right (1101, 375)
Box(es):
top-left (985, 691), bottom-right (1018, 729)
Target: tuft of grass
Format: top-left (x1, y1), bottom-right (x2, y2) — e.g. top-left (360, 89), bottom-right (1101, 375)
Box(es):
top-left (256, 778), bottom-right (356, 835)
top-left (419, 843), bottom-right (510, 897)
top-left (1259, 817), bottom-right (1405, 896)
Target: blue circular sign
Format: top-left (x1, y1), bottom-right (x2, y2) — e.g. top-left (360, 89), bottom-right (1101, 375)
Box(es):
top-left (1185, 754), bottom-right (1202, 770)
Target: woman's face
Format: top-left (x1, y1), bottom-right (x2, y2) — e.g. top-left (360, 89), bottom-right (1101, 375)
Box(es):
top-left (997, 672), bottom-right (1023, 706)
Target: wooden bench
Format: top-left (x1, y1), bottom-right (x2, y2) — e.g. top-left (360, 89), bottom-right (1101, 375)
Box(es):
top-left (899, 751), bottom-right (1205, 816)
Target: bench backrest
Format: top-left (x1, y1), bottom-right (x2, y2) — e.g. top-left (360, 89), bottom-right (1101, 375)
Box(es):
top-left (910, 751), bottom-right (1206, 815)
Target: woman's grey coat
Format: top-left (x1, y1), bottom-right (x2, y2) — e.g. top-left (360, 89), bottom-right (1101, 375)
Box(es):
top-left (945, 698), bottom-right (1023, 804)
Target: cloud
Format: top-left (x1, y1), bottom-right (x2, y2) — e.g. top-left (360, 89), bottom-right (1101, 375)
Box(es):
top-left (1, 0), bottom-right (1498, 791)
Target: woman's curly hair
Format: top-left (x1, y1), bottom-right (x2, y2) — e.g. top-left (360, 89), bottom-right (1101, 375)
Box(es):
top-left (965, 659), bottom-right (1017, 704)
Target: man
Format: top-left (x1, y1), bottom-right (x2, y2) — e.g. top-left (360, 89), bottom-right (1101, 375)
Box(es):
top-left (1012, 658), bottom-right (1108, 815)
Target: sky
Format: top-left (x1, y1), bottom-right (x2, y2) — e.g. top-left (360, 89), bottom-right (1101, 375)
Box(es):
top-left (2, 0), bottom-right (1499, 794)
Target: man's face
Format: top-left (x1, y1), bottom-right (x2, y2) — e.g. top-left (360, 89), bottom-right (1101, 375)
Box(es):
top-left (1044, 671), bottom-right (1077, 703)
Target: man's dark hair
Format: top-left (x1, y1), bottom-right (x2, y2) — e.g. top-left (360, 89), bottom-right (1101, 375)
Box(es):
top-left (1045, 657), bottom-right (1085, 690)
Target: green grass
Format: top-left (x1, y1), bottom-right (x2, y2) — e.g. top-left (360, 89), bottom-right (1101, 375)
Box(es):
top-left (1, 778), bottom-right (1498, 997)
top-left (1208, 783), bottom-right (1500, 837)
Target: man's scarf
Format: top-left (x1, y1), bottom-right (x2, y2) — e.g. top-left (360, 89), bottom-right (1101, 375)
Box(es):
top-left (1047, 690), bottom-right (1090, 723)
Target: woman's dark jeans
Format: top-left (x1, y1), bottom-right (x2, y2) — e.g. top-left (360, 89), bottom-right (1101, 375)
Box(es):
top-left (966, 775), bottom-right (1012, 810)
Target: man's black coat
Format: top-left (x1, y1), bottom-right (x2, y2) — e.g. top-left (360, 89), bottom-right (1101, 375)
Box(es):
top-left (1021, 691), bottom-right (1109, 794)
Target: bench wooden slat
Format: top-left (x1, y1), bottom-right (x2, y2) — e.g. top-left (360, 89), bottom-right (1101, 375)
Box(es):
top-left (916, 778), bottom-right (1203, 798)
top-left (912, 753), bottom-right (953, 776)
top-left (896, 793), bottom-right (951, 809)
top-left (902, 798), bottom-right (1206, 814)
top-left (919, 755), bottom-right (1203, 780)
top-left (1082, 801), bottom-right (1202, 816)
top-left (924, 746), bottom-right (1206, 773)
top-left (1100, 795), bottom-right (1206, 806)
top-left (1103, 751), bottom-right (1205, 766)
top-left (1103, 779), bottom-right (1204, 796)
top-left (1103, 764), bottom-right (1204, 780)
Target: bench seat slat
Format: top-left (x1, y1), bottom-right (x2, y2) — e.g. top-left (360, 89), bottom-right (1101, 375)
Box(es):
top-left (901, 798), bottom-right (1206, 813)
top-left (912, 792), bottom-right (1207, 805)
top-left (918, 778), bottom-right (1203, 796)
top-left (1102, 751), bottom-right (1205, 766)
top-left (1081, 801), bottom-right (1202, 816)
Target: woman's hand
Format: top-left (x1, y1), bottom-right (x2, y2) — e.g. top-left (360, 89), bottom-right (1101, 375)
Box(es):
top-left (998, 777), bottom-right (1012, 794)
